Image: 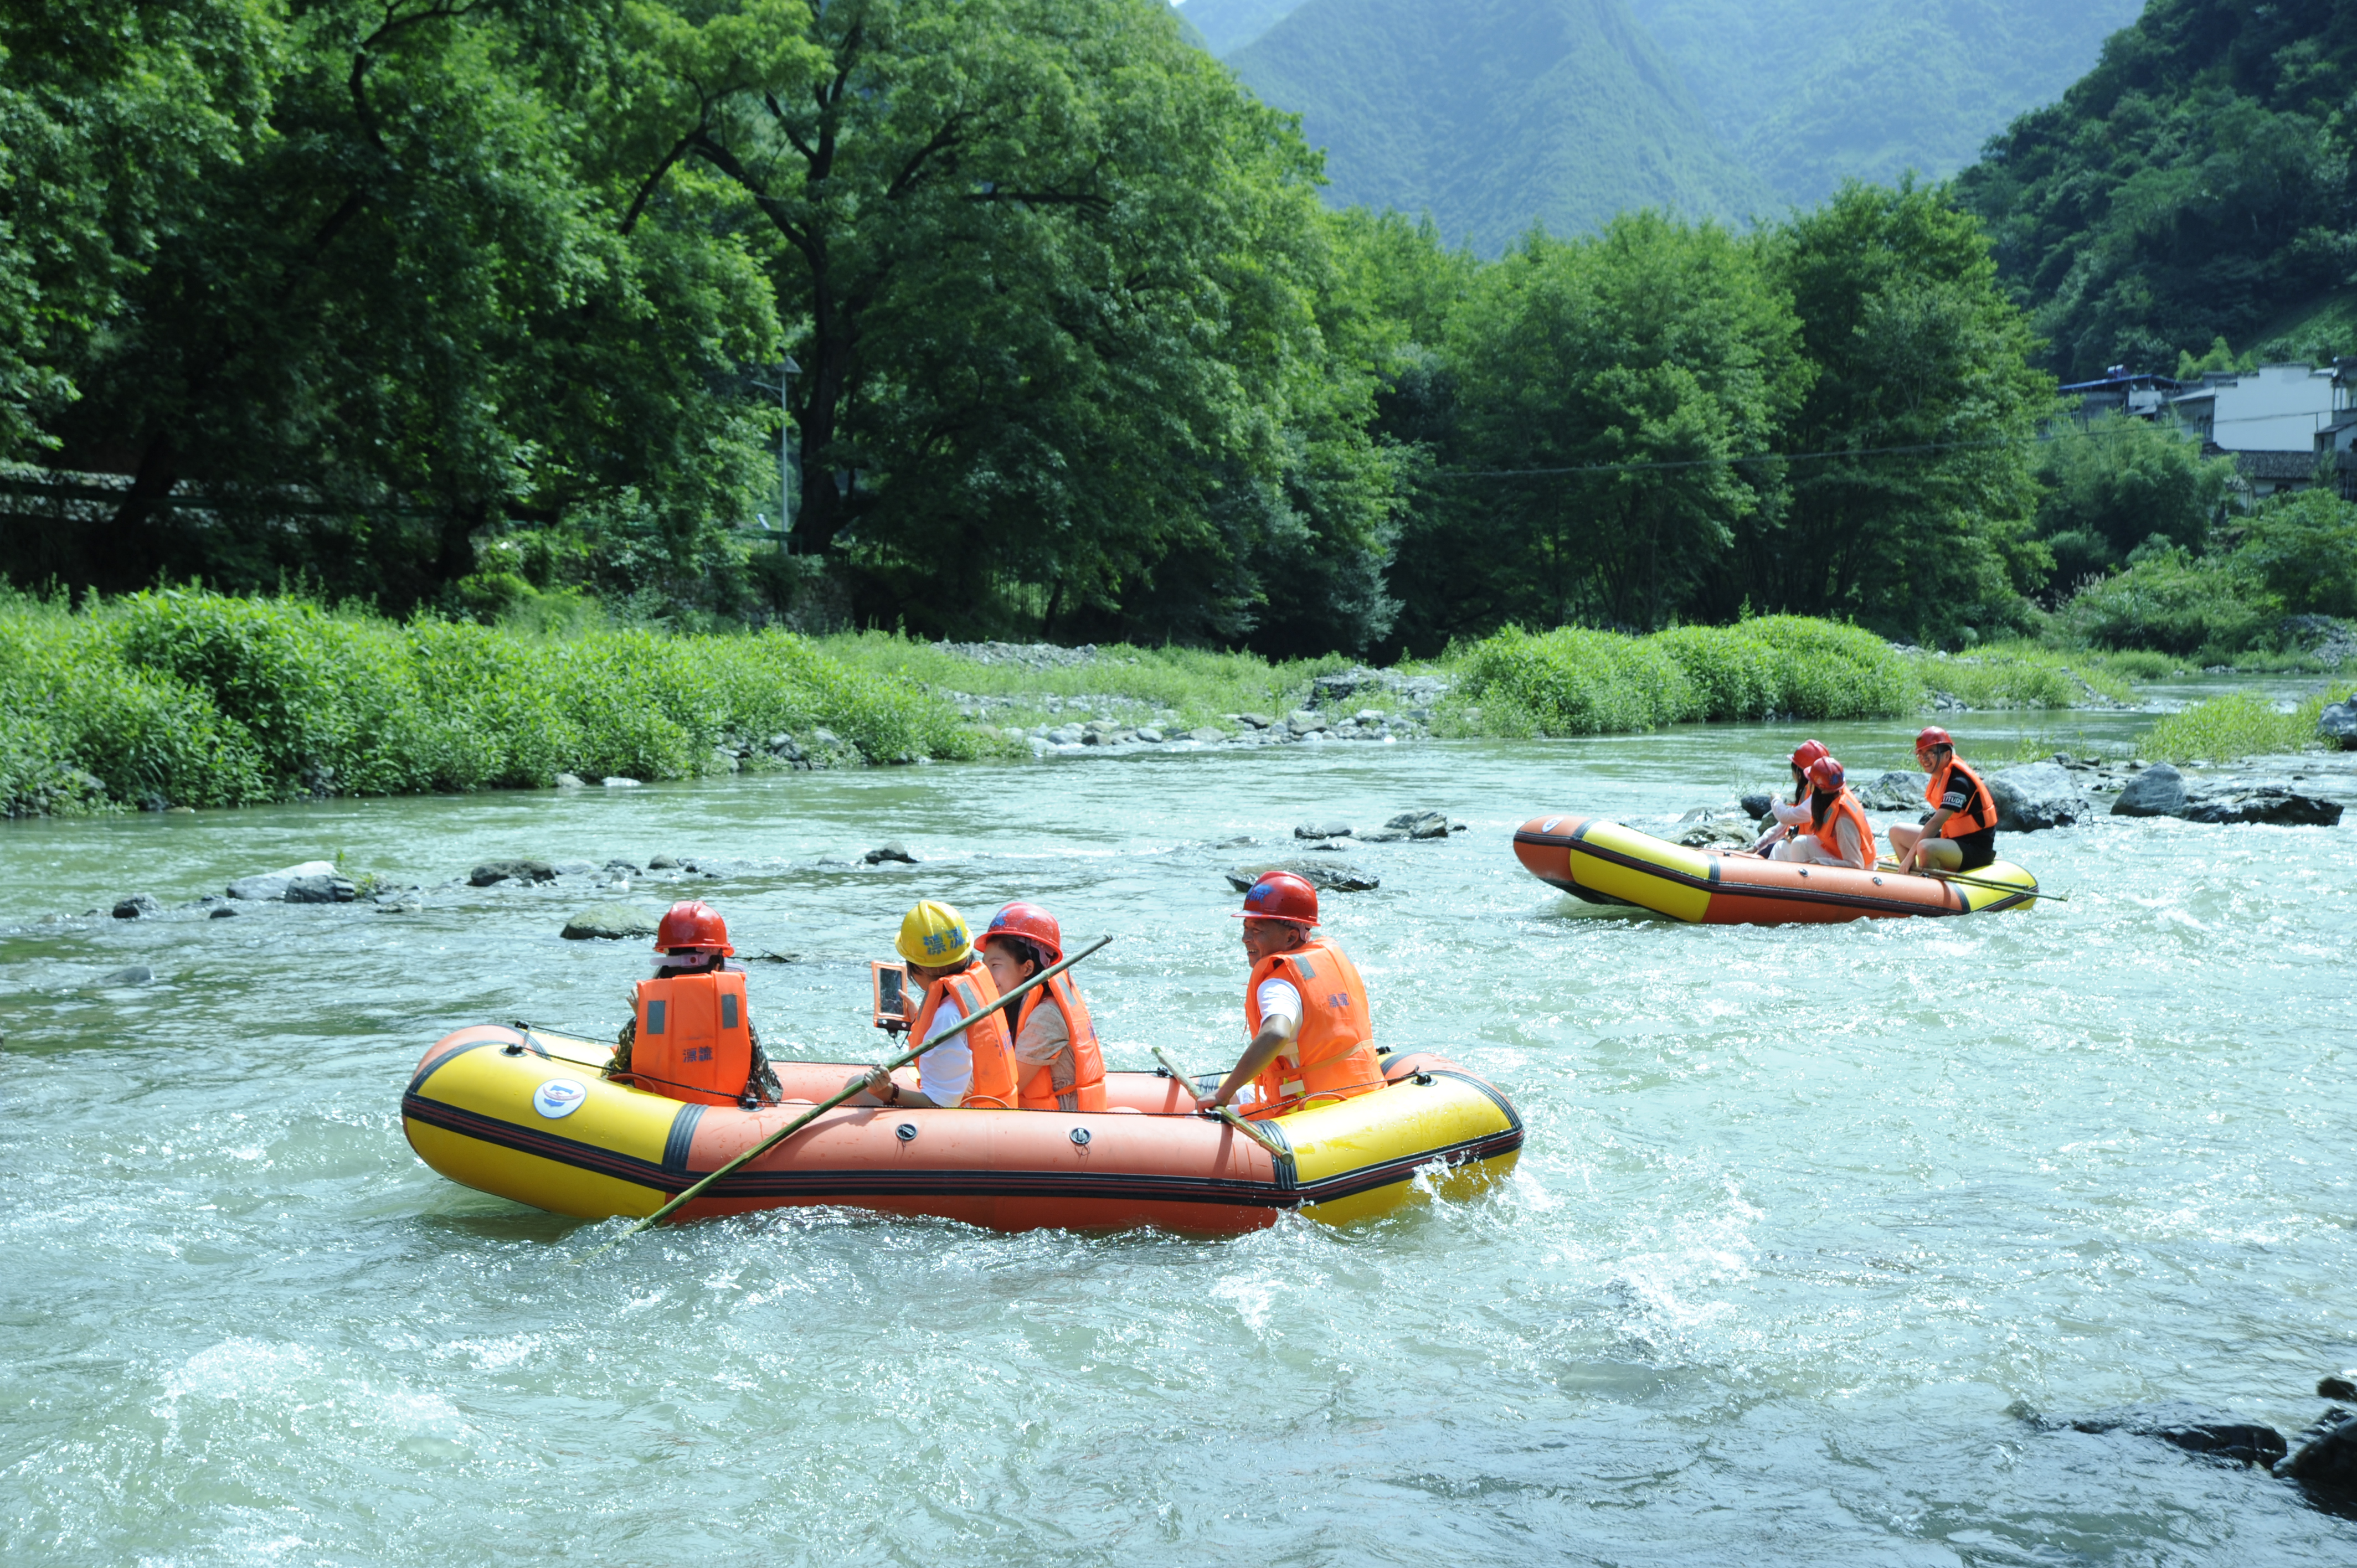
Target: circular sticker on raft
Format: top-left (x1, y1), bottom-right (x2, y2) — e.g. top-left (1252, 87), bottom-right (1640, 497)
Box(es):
top-left (532, 1080), bottom-right (588, 1120)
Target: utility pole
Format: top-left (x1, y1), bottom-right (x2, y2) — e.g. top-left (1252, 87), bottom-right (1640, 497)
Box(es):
top-left (746, 356), bottom-right (800, 554)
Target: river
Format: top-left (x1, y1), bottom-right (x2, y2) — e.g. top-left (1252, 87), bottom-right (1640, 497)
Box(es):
top-left (3, 711), bottom-right (2352, 1564)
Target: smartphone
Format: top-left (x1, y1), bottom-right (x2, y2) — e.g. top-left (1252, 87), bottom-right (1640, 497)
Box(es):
top-left (871, 961), bottom-right (910, 1031)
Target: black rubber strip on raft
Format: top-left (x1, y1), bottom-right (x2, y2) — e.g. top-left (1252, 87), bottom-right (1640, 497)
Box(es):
top-left (403, 1092), bottom-right (674, 1192)
top-left (660, 1103), bottom-right (705, 1173)
top-left (1513, 824), bottom-right (2029, 918)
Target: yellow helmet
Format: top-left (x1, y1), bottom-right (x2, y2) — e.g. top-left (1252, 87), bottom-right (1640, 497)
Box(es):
top-left (896, 899), bottom-right (971, 967)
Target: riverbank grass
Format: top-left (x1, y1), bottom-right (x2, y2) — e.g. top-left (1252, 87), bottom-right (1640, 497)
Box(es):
top-left (0, 589), bottom-right (1000, 814)
top-left (2136, 682), bottom-right (2356, 764)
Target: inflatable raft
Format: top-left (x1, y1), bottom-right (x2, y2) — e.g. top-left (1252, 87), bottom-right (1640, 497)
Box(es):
top-left (402, 1025), bottom-right (1523, 1234)
top-left (1514, 813), bottom-right (2039, 923)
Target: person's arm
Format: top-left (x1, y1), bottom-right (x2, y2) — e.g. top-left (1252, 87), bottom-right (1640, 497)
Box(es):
top-left (1208, 979), bottom-right (1300, 1108)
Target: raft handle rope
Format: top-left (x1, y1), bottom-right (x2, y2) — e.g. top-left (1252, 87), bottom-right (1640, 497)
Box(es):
top-left (576, 935), bottom-right (1114, 1261)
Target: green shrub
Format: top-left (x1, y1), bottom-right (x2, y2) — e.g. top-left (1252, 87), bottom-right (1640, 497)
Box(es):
top-left (2235, 489), bottom-right (2357, 617)
top-left (0, 589), bottom-right (999, 814)
top-left (1449, 616), bottom-right (1918, 736)
top-left (2137, 682), bottom-right (2355, 763)
top-left (2057, 548), bottom-right (2280, 657)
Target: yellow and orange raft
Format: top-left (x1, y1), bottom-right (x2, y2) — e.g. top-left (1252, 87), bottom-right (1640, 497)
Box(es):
top-left (1514, 812), bottom-right (2039, 924)
top-left (403, 1027), bottom-right (1523, 1235)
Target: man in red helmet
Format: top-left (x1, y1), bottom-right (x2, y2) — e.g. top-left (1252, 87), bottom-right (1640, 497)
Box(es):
top-left (609, 900), bottom-right (781, 1107)
top-left (1201, 871), bottom-right (1384, 1121)
top-left (977, 901), bottom-right (1105, 1112)
top-left (1888, 727), bottom-right (2000, 874)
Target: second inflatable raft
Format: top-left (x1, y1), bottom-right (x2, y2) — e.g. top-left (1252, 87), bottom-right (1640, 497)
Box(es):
top-left (403, 1025), bottom-right (1523, 1235)
top-left (1515, 813), bottom-right (2039, 922)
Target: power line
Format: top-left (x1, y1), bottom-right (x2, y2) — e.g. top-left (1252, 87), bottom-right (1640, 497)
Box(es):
top-left (1420, 419), bottom-right (2203, 482)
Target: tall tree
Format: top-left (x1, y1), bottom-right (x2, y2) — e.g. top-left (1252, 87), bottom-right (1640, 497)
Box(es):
top-left (1739, 179), bottom-right (2051, 641)
top-left (1429, 212), bottom-right (1807, 632)
top-left (621, 0), bottom-right (1381, 639)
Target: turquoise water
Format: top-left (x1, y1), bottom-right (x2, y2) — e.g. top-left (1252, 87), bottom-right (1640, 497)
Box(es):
top-left (2, 719), bottom-right (2351, 1563)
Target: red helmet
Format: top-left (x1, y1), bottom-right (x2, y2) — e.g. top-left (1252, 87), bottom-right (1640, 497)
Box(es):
top-left (1233, 870), bottom-right (1319, 927)
top-left (1806, 756), bottom-right (1845, 793)
top-left (983, 900), bottom-right (1063, 963)
top-left (1916, 726), bottom-right (1953, 753)
top-left (1789, 739), bottom-right (1829, 771)
top-left (655, 899), bottom-right (734, 956)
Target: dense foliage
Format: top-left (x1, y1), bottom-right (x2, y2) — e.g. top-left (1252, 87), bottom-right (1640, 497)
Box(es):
top-left (0, 587), bottom-right (990, 815)
top-left (1958, 0), bottom-right (2357, 378)
top-left (1452, 615), bottom-right (1919, 737)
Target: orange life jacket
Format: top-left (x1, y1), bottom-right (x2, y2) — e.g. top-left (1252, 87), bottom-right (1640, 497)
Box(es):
top-left (1809, 787), bottom-right (1877, 870)
top-left (1011, 972), bottom-right (1107, 1112)
top-left (1926, 757), bottom-right (1999, 837)
top-left (631, 969), bottom-right (754, 1107)
top-left (1242, 937), bottom-right (1383, 1120)
top-left (909, 961), bottom-right (1020, 1109)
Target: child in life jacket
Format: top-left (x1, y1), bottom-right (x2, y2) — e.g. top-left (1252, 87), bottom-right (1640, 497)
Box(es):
top-left (846, 900), bottom-right (1021, 1108)
top-left (1767, 755), bottom-right (1877, 870)
top-left (609, 900), bottom-right (781, 1107)
top-left (1747, 739), bottom-right (1829, 854)
top-left (977, 901), bottom-right (1105, 1112)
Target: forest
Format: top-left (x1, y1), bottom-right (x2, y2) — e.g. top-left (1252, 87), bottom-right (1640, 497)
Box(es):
top-left (2, 0), bottom-right (2353, 663)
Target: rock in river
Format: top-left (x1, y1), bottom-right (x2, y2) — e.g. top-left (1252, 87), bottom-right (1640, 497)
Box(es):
top-left (97, 964), bottom-right (155, 987)
top-left (561, 902), bottom-right (662, 940)
top-left (2177, 787), bottom-right (2343, 827)
top-left (470, 859), bottom-right (557, 886)
top-left (1294, 821), bottom-right (1352, 840)
top-left (1987, 762), bottom-right (2089, 832)
top-left (2034, 1405), bottom-right (2287, 1467)
top-left (1224, 858), bottom-right (1379, 894)
top-left (285, 873), bottom-right (356, 903)
top-left (1855, 770), bottom-right (1931, 812)
top-left (227, 859), bottom-right (338, 901)
top-left (863, 842), bottom-right (918, 864)
top-left (2320, 697), bottom-right (2357, 750)
top-left (2111, 762), bottom-right (2186, 817)
top-left (2283, 1411), bottom-right (2357, 1514)
top-left (112, 895), bottom-right (159, 919)
top-left (1385, 809), bottom-right (1452, 839)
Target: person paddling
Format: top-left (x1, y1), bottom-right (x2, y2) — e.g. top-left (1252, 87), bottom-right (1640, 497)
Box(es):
top-left (1198, 871), bottom-right (1384, 1122)
top-left (1888, 726), bottom-right (2000, 874)
top-left (1767, 756), bottom-right (1877, 871)
top-left (846, 900), bottom-right (1020, 1109)
top-left (978, 901), bottom-right (1107, 1112)
top-left (610, 901), bottom-right (781, 1107)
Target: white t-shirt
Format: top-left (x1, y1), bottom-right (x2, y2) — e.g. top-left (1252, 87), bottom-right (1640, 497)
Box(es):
top-left (917, 991), bottom-right (974, 1105)
top-left (1255, 977), bottom-right (1303, 1030)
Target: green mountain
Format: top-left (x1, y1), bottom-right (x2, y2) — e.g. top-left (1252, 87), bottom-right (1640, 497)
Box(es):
top-left (1956, 0), bottom-right (2357, 378)
top-left (1226, 0), bottom-right (1764, 254)
top-left (1628, 1), bottom-right (2145, 207)
top-left (1176, 0), bottom-right (1300, 54)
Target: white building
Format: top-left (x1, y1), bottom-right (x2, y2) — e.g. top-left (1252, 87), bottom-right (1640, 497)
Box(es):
top-left (2167, 361), bottom-right (2357, 498)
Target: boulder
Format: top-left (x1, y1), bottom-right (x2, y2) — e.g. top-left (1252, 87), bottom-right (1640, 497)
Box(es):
top-left (1187, 726), bottom-right (1226, 743)
top-left (2037, 1406), bottom-right (2287, 1467)
top-left (2281, 1412), bottom-right (2357, 1514)
top-left (227, 860), bottom-right (338, 901)
top-left (1236, 713), bottom-right (1273, 730)
top-left (2178, 788), bottom-right (2344, 827)
top-left (111, 895), bottom-right (159, 920)
top-left (1987, 762), bottom-right (2089, 832)
top-left (1223, 858), bottom-right (1380, 894)
top-left (1676, 821), bottom-right (1756, 850)
top-left (470, 859), bottom-right (557, 887)
top-left (2322, 1374), bottom-right (2357, 1402)
top-left (864, 842), bottom-right (918, 864)
top-left (554, 772), bottom-right (587, 789)
top-left (1385, 809), bottom-right (1452, 840)
top-left (1739, 791), bottom-right (1776, 821)
top-left (96, 964), bottom-right (155, 987)
top-left (1294, 821), bottom-right (1352, 840)
top-left (2319, 698), bottom-right (2357, 750)
top-left (1855, 770), bottom-right (1932, 813)
top-left (646, 853), bottom-right (680, 869)
top-left (1135, 726), bottom-right (1164, 744)
top-left (601, 775), bottom-right (641, 788)
top-left (2111, 762), bottom-right (2187, 817)
top-left (284, 874), bottom-right (356, 904)
top-left (1285, 709), bottom-right (1328, 734)
top-left (560, 902), bottom-right (662, 941)
top-left (207, 905), bottom-right (238, 919)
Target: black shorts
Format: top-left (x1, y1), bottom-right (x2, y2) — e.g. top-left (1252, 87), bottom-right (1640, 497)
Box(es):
top-left (1948, 827), bottom-right (1997, 871)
